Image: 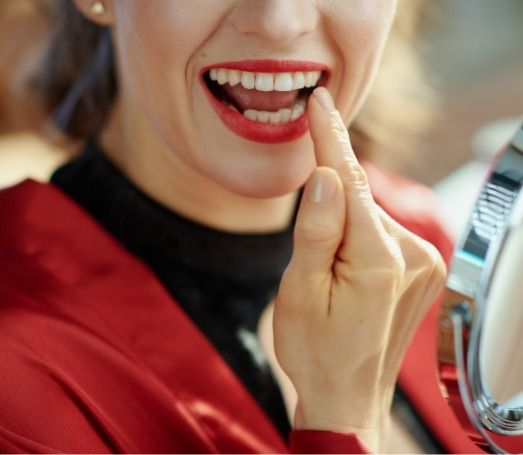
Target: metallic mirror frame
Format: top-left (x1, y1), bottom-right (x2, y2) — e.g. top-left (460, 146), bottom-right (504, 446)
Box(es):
top-left (445, 125), bottom-right (523, 451)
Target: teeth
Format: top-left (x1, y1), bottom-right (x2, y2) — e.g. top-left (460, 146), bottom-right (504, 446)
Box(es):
top-left (209, 67), bottom-right (321, 124)
top-left (304, 72), bottom-right (318, 87)
top-left (291, 100), bottom-right (306, 120)
top-left (279, 108), bottom-right (292, 123)
top-left (241, 71), bottom-right (255, 90)
top-left (210, 68), bottom-right (322, 92)
top-left (269, 112), bottom-right (281, 124)
top-left (293, 72), bottom-right (306, 90)
top-left (241, 99), bottom-right (306, 125)
top-left (244, 109), bottom-right (258, 121)
top-left (274, 73), bottom-right (294, 91)
top-left (217, 68), bottom-right (228, 85)
top-left (228, 70), bottom-right (241, 86)
top-left (257, 111), bottom-right (270, 123)
top-left (255, 73), bottom-right (274, 92)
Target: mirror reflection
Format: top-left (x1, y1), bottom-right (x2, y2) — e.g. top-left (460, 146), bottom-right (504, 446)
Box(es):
top-left (481, 222), bottom-right (523, 409)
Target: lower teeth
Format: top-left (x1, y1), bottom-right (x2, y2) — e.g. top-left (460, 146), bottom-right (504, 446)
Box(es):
top-left (223, 100), bottom-right (303, 123)
top-left (240, 99), bottom-right (306, 124)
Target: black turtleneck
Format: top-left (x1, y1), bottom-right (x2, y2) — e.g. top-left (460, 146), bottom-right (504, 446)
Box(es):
top-left (51, 141), bottom-right (295, 438)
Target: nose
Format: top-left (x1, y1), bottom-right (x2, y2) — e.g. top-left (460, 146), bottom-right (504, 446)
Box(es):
top-left (232, 0), bottom-right (319, 45)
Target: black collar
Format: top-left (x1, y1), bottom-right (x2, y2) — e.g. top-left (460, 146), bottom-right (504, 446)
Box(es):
top-left (51, 141), bottom-right (298, 290)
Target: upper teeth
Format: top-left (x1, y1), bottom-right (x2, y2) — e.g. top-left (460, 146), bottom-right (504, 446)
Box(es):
top-left (209, 68), bottom-right (322, 92)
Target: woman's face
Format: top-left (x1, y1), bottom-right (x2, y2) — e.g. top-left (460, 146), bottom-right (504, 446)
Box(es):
top-left (103, 0), bottom-right (397, 198)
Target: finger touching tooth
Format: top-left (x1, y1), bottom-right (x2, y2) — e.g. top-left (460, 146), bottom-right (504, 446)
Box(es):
top-left (309, 87), bottom-right (375, 209)
top-left (312, 86), bottom-right (336, 112)
top-left (308, 87), bottom-right (354, 169)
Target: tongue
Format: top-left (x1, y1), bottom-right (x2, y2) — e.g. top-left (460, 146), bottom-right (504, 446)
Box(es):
top-left (223, 84), bottom-right (300, 112)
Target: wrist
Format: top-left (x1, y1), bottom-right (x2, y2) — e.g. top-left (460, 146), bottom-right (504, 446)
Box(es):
top-left (293, 390), bottom-right (393, 452)
top-left (294, 404), bottom-right (377, 450)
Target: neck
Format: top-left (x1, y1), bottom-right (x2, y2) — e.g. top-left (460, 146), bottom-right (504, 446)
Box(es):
top-left (100, 98), bottom-right (299, 234)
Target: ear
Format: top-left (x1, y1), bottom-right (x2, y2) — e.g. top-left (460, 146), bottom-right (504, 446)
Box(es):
top-left (72, 0), bottom-right (115, 26)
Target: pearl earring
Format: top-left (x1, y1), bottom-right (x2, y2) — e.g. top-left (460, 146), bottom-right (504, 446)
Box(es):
top-left (91, 1), bottom-right (106, 15)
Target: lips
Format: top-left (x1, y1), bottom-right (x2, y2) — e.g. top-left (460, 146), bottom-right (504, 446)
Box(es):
top-left (200, 60), bottom-right (330, 144)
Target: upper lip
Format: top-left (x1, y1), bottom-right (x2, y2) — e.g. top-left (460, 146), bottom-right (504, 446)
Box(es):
top-left (200, 59), bottom-right (331, 76)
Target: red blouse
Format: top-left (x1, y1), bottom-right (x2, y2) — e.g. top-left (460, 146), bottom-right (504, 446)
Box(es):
top-left (0, 169), bottom-right (480, 453)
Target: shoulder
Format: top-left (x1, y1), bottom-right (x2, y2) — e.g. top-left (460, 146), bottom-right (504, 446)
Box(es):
top-left (0, 179), bottom-right (150, 292)
top-left (0, 180), bottom-right (151, 388)
top-left (0, 181), bottom-right (161, 452)
top-left (362, 162), bottom-right (454, 263)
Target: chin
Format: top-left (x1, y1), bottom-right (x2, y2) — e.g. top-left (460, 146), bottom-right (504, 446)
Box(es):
top-left (214, 134), bottom-right (316, 198)
top-left (217, 160), bottom-right (313, 199)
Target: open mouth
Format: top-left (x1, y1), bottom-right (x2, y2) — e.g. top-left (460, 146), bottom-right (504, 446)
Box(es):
top-left (203, 67), bottom-right (328, 125)
top-left (200, 61), bottom-right (330, 143)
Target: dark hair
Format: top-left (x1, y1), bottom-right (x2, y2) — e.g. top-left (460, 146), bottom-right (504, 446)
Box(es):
top-left (40, 0), bottom-right (116, 139)
top-left (41, 0), bottom-right (433, 168)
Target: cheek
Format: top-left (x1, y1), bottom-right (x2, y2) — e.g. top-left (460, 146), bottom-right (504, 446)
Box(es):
top-left (114, 1), bottom-right (216, 58)
top-left (325, 0), bottom-right (397, 121)
top-left (111, 1), bottom-right (222, 134)
top-left (113, 2), bottom-right (200, 96)
top-left (114, 0), bottom-right (228, 160)
top-left (330, 0), bottom-right (397, 48)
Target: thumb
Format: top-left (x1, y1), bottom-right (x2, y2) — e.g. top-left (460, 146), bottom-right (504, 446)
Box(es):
top-left (289, 166), bottom-right (345, 280)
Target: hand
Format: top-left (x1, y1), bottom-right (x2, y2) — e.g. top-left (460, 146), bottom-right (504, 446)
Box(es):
top-left (273, 87), bottom-right (446, 450)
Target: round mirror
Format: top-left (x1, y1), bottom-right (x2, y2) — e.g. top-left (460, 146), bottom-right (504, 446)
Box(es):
top-left (481, 222), bottom-right (523, 411)
top-left (438, 124), bottom-right (523, 453)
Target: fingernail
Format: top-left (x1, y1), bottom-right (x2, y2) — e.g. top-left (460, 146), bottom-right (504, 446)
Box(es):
top-left (313, 87), bottom-right (336, 113)
top-left (308, 169), bottom-right (337, 203)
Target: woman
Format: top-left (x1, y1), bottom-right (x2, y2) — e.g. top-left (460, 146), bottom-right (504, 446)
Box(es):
top-left (0, 0), bottom-right (471, 453)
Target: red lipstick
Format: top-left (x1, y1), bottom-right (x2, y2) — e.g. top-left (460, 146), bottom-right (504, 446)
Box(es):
top-left (200, 60), bottom-right (330, 144)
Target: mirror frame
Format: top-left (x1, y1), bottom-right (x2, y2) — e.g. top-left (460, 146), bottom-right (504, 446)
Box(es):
top-left (438, 125), bottom-right (523, 453)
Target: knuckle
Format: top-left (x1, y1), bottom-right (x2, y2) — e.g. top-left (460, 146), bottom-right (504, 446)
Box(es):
top-left (338, 156), bottom-right (369, 189)
top-left (373, 271), bottom-right (404, 301)
top-left (429, 252), bottom-right (447, 284)
top-left (407, 236), bottom-right (447, 285)
top-left (370, 245), bottom-right (407, 298)
top-left (420, 241), bottom-right (446, 276)
top-left (381, 241), bottom-right (407, 276)
top-left (399, 229), bottom-right (441, 265)
top-left (330, 111), bottom-right (350, 139)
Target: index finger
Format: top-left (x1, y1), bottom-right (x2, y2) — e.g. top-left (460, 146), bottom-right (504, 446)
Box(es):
top-left (307, 88), bottom-right (385, 250)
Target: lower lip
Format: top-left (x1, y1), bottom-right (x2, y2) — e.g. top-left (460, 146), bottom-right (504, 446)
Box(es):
top-left (200, 79), bottom-right (309, 144)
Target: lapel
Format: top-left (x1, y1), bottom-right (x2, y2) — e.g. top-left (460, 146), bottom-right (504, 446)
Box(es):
top-left (0, 180), bottom-right (287, 453)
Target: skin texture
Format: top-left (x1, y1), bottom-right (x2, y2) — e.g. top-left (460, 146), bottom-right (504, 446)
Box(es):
top-left (274, 89), bottom-right (446, 451)
top-left (73, 0), bottom-right (397, 232)
top-left (73, 0), bottom-right (447, 450)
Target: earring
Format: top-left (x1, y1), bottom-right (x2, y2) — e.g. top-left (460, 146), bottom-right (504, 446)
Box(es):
top-left (90, 1), bottom-right (106, 16)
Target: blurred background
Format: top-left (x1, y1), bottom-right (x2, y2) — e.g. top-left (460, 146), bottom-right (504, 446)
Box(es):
top-left (420, 0), bottom-right (523, 236)
top-left (0, 0), bottom-right (522, 238)
top-left (419, 0), bottom-right (523, 184)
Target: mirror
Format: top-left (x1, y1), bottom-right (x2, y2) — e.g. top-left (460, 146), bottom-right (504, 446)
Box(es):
top-left (438, 124), bottom-right (523, 453)
top-left (481, 223), bottom-right (523, 410)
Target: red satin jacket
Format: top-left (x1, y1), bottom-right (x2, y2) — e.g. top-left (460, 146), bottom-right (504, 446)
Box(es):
top-left (0, 167), bottom-right (480, 453)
